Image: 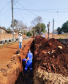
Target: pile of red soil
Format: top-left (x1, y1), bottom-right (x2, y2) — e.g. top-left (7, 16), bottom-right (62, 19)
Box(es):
top-left (35, 37), bottom-right (48, 45)
top-left (39, 38), bottom-right (65, 52)
top-left (34, 37), bottom-right (48, 54)
top-left (34, 37), bottom-right (68, 76)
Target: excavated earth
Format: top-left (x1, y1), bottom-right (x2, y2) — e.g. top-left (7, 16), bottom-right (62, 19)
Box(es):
top-left (33, 37), bottom-right (68, 84)
top-left (0, 37), bottom-right (68, 84)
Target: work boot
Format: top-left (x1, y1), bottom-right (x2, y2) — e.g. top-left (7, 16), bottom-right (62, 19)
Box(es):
top-left (30, 69), bottom-right (33, 73)
top-left (24, 70), bottom-right (27, 74)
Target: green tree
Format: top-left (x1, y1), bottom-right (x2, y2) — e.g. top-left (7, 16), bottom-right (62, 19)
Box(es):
top-left (57, 27), bottom-right (62, 34)
top-left (11, 19), bottom-right (18, 28)
top-left (62, 21), bottom-right (68, 33)
top-left (41, 23), bottom-right (46, 33)
top-left (31, 16), bottom-right (42, 35)
top-left (11, 19), bottom-right (27, 33)
top-left (33, 23), bottom-right (46, 34)
top-left (27, 32), bottom-right (32, 36)
top-left (6, 27), bottom-right (11, 32)
top-left (31, 16), bottom-right (42, 25)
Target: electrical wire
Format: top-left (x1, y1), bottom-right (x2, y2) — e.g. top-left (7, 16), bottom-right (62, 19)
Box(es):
top-left (14, 1), bottom-right (58, 25)
top-left (14, 9), bottom-right (25, 20)
top-left (14, 5), bottom-right (52, 22)
top-left (14, 8), bottom-right (68, 13)
top-left (0, 1), bottom-right (11, 11)
top-left (13, 0), bottom-right (20, 6)
top-left (17, 2), bottom-right (38, 16)
top-left (14, 8), bottom-right (68, 11)
top-left (14, 4), bottom-right (25, 21)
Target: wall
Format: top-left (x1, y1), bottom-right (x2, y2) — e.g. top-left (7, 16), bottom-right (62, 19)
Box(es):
top-left (0, 33), bottom-right (18, 40)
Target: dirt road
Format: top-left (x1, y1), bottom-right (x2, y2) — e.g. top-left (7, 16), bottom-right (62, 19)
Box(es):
top-left (0, 38), bottom-right (33, 69)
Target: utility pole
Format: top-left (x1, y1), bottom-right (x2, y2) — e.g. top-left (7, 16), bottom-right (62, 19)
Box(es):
top-left (11, 0), bottom-right (14, 41)
top-left (39, 23), bottom-right (41, 36)
top-left (40, 24), bottom-right (41, 36)
top-left (47, 22), bottom-right (50, 40)
top-left (33, 27), bottom-right (35, 37)
top-left (52, 18), bottom-right (54, 38)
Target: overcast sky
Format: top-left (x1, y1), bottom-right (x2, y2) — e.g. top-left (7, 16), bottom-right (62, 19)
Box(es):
top-left (0, 0), bottom-right (68, 32)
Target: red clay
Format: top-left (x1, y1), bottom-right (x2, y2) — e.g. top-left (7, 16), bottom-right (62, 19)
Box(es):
top-left (0, 38), bottom-right (33, 69)
top-left (34, 37), bottom-right (68, 76)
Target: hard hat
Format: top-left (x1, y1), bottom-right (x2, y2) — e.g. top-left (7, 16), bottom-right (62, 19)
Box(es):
top-left (20, 34), bottom-right (22, 36)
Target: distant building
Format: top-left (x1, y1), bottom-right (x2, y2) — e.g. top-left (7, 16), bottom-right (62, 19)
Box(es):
top-left (43, 33), bottom-right (46, 37)
top-left (61, 31), bottom-right (64, 34)
top-left (6, 29), bottom-right (18, 34)
top-left (0, 27), bottom-right (6, 33)
top-left (54, 30), bottom-right (58, 34)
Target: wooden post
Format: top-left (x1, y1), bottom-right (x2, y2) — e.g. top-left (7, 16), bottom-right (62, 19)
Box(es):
top-left (47, 22), bottom-right (50, 40)
top-left (52, 18), bottom-right (54, 38)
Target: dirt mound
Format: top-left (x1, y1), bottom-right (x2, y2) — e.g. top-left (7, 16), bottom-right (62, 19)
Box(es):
top-left (39, 38), bottom-right (65, 51)
top-left (49, 38), bottom-right (65, 47)
top-left (34, 37), bottom-right (68, 76)
top-left (34, 37), bottom-right (48, 54)
top-left (35, 36), bottom-right (48, 45)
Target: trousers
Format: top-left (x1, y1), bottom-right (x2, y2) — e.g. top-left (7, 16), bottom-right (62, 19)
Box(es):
top-left (25, 61), bottom-right (32, 71)
top-left (19, 42), bottom-right (22, 49)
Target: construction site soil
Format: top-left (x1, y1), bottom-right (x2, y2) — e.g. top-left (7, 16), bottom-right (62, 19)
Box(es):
top-left (0, 38), bottom-right (33, 84)
top-left (0, 39), bottom-right (32, 68)
top-left (0, 37), bottom-right (68, 84)
top-left (34, 37), bottom-right (68, 77)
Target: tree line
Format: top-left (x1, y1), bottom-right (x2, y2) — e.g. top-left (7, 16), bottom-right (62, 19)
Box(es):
top-left (0, 16), bottom-right (68, 36)
top-left (57, 21), bottom-right (68, 34)
top-left (0, 16), bottom-right (46, 36)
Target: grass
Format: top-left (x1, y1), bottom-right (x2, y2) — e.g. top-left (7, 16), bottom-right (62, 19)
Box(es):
top-left (54, 33), bottom-right (68, 39)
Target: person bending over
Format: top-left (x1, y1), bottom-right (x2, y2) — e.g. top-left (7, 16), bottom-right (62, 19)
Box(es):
top-left (24, 49), bottom-right (33, 73)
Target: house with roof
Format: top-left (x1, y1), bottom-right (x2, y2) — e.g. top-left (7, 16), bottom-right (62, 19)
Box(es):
top-left (0, 27), bottom-right (6, 34)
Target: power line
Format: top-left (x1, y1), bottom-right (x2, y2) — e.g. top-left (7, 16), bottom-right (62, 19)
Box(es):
top-left (13, 6), bottom-right (68, 11)
top-left (14, 2), bottom-right (54, 24)
top-left (14, 8), bottom-right (68, 11)
top-left (0, 1), bottom-right (11, 11)
top-left (14, 4), bottom-right (48, 22)
top-left (14, 3), bottom-right (26, 21)
top-left (13, 0), bottom-right (20, 6)
top-left (14, 9), bottom-right (25, 20)
top-left (14, 7), bottom-right (52, 22)
top-left (17, 2), bottom-right (38, 16)
top-left (14, 8), bottom-right (68, 14)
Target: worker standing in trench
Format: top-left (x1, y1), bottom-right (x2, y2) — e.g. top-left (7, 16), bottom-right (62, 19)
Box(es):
top-left (22, 49), bottom-right (33, 73)
top-left (17, 33), bottom-right (23, 55)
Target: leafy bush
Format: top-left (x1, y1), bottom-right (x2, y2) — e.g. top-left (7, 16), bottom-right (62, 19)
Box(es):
top-left (27, 32), bottom-right (32, 36)
top-left (60, 38), bottom-right (63, 39)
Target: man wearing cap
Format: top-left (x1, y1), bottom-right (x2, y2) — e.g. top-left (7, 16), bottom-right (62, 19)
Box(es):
top-left (18, 33), bottom-right (23, 50)
top-left (24, 49), bottom-right (33, 73)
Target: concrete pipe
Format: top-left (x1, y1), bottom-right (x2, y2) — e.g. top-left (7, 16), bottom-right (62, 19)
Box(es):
top-left (5, 39), bottom-right (8, 44)
top-left (7, 39), bottom-right (9, 43)
top-left (0, 40), bottom-right (3, 45)
top-left (14, 38), bottom-right (16, 42)
top-left (2, 39), bottom-right (5, 44)
top-left (9, 38), bottom-right (12, 43)
top-left (15, 38), bottom-right (18, 42)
